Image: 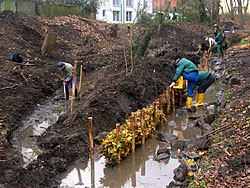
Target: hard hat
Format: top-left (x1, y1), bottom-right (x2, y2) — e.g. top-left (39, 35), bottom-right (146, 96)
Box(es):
top-left (58, 62), bottom-right (64, 70)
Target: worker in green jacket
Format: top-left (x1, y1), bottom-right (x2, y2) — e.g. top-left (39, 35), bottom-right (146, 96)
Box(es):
top-left (170, 55), bottom-right (199, 109)
top-left (194, 71), bottom-right (215, 106)
top-left (214, 29), bottom-right (223, 57)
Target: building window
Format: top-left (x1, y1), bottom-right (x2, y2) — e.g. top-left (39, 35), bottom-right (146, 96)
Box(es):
top-left (103, 10), bottom-right (106, 17)
top-left (113, 11), bottom-right (120, 21)
top-left (126, 11), bottom-right (132, 21)
top-left (113, 0), bottom-right (120, 6)
top-left (126, 0), bottom-right (133, 7)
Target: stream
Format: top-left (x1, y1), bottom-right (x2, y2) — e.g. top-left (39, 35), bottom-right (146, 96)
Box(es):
top-left (12, 57), bottom-right (225, 187)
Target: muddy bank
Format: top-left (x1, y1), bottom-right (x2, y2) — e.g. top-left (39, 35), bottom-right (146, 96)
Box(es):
top-left (188, 47), bottom-right (250, 187)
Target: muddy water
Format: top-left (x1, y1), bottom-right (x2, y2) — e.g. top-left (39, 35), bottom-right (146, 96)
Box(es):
top-left (12, 90), bottom-right (68, 167)
top-left (58, 78), bottom-right (223, 188)
top-left (59, 110), bottom-right (198, 188)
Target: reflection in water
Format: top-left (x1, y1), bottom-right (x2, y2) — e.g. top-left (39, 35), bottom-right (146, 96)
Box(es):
top-left (60, 152), bottom-right (178, 188)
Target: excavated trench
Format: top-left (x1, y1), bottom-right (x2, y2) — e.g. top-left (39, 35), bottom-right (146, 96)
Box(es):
top-left (12, 56), bottom-right (225, 187)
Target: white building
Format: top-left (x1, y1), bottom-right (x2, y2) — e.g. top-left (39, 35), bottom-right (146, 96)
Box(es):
top-left (96, 0), bottom-right (153, 24)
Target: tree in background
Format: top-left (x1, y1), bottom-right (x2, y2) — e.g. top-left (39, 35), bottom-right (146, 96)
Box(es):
top-left (179, 0), bottom-right (208, 23)
top-left (224, 0), bottom-right (249, 28)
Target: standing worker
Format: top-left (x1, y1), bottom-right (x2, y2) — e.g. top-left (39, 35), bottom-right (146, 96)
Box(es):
top-left (205, 36), bottom-right (217, 58)
top-left (170, 55), bottom-right (199, 109)
top-left (194, 71), bottom-right (215, 106)
top-left (58, 62), bottom-right (77, 100)
top-left (214, 25), bottom-right (223, 57)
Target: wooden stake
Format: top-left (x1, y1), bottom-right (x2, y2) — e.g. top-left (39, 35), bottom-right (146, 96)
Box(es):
top-left (167, 88), bottom-right (171, 113)
top-left (141, 109), bottom-right (145, 144)
top-left (154, 102), bottom-right (157, 121)
top-left (159, 96), bottom-right (163, 126)
top-left (88, 117), bottom-right (94, 160)
top-left (78, 65), bottom-right (83, 95)
top-left (116, 123), bottom-right (121, 163)
top-left (179, 91), bottom-right (183, 107)
top-left (172, 89), bottom-right (175, 112)
top-left (131, 116), bottom-right (135, 153)
top-left (71, 60), bottom-right (78, 115)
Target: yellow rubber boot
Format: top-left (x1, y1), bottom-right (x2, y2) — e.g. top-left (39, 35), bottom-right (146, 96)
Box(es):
top-left (209, 52), bottom-right (213, 58)
top-left (186, 97), bottom-right (193, 109)
top-left (194, 93), bottom-right (204, 106)
top-left (173, 76), bottom-right (183, 89)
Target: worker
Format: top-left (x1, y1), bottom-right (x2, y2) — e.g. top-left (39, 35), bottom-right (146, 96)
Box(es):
top-left (170, 55), bottom-right (199, 109)
top-left (214, 26), bottom-right (223, 57)
top-left (205, 36), bottom-right (217, 58)
top-left (58, 62), bottom-right (77, 100)
top-left (194, 71), bottom-right (215, 106)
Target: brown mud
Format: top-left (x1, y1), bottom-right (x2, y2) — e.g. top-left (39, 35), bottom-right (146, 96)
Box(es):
top-left (0, 10), bottom-right (245, 188)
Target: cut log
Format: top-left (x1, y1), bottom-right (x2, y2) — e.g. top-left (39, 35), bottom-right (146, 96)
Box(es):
top-left (41, 32), bottom-right (57, 56)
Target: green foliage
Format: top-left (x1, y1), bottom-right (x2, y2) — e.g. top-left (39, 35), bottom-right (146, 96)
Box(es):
top-left (240, 40), bottom-right (249, 45)
top-left (224, 93), bottom-right (230, 100)
top-left (178, 0), bottom-right (210, 24)
top-left (136, 11), bottom-right (157, 28)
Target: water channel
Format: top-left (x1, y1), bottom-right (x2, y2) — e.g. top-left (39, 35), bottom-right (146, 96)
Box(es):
top-left (12, 58), bottom-right (224, 187)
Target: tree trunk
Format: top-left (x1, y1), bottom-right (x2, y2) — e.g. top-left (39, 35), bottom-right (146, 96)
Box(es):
top-left (199, 0), bottom-right (206, 22)
top-left (237, 0), bottom-right (244, 28)
top-left (243, 0), bottom-right (249, 15)
top-left (230, 0), bottom-right (235, 20)
top-left (41, 32), bottom-right (57, 56)
top-left (35, 1), bottom-right (40, 16)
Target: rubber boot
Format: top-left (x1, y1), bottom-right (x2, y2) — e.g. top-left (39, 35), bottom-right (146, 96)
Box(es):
top-left (173, 76), bottom-right (183, 89)
top-left (209, 52), bottom-right (213, 58)
top-left (65, 88), bottom-right (69, 100)
top-left (194, 93), bottom-right (204, 106)
top-left (186, 97), bottom-right (193, 109)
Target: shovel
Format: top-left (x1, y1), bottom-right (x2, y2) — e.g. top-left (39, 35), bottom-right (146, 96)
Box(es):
top-left (153, 70), bottom-right (158, 98)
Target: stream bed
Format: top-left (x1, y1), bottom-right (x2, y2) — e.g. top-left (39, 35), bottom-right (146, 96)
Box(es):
top-left (12, 58), bottom-right (225, 187)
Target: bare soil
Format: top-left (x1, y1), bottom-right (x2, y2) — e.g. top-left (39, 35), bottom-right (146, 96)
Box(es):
top-left (0, 10), bottom-right (247, 188)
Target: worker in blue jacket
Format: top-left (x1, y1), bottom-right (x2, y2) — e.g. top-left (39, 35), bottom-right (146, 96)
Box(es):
top-left (194, 71), bottom-right (215, 106)
top-left (170, 55), bottom-right (199, 109)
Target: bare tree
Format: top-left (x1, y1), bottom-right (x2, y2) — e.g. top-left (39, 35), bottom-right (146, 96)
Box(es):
top-left (237, 0), bottom-right (244, 27)
top-left (225, 0), bottom-right (235, 20)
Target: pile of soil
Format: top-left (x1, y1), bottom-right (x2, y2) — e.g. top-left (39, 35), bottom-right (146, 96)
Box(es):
top-left (1, 10), bottom-right (239, 188)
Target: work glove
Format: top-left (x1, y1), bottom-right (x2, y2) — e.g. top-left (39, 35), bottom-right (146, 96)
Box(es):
top-left (63, 80), bottom-right (67, 85)
top-left (170, 82), bottom-right (176, 88)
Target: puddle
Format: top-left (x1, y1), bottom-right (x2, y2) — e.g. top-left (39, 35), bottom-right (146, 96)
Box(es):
top-left (58, 108), bottom-right (204, 188)
top-left (12, 91), bottom-right (68, 167)
top-left (59, 135), bottom-right (179, 188)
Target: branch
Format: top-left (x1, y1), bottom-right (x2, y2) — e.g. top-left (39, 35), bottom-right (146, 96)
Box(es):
top-left (0, 84), bottom-right (18, 91)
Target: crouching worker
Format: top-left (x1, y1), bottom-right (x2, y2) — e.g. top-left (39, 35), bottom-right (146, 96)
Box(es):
top-left (170, 55), bottom-right (199, 110)
top-left (58, 62), bottom-right (77, 100)
top-left (194, 71), bottom-right (215, 106)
